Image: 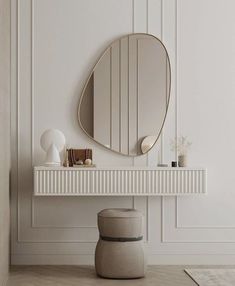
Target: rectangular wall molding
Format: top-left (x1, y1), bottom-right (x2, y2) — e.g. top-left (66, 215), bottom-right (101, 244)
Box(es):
top-left (11, 0), bottom-right (235, 265)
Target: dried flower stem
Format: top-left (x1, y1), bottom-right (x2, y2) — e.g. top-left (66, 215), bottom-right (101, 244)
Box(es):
top-left (170, 136), bottom-right (192, 156)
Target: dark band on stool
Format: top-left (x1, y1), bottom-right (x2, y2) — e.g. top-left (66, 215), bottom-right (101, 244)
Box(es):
top-left (100, 235), bottom-right (143, 242)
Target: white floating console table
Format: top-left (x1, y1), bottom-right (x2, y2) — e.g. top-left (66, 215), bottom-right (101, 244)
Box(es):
top-left (34, 166), bottom-right (206, 196)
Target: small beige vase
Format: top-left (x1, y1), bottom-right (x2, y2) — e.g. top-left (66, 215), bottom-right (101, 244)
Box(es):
top-left (178, 154), bottom-right (187, 167)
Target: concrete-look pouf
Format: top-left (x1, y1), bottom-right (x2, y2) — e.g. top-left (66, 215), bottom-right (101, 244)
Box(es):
top-left (95, 208), bottom-right (146, 279)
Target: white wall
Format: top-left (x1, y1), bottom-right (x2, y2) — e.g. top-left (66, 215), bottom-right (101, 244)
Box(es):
top-left (0, 0), bottom-right (10, 283)
top-left (11, 0), bottom-right (235, 265)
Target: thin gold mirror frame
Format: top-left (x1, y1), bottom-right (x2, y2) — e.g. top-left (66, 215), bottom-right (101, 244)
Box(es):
top-left (78, 33), bottom-right (171, 157)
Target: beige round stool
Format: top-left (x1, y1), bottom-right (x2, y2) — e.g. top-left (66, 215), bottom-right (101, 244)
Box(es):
top-left (95, 208), bottom-right (146, 279)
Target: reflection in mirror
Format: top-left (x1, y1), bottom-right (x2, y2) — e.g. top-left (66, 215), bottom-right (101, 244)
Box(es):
top-left (78, 34), bottom-right (171, 156)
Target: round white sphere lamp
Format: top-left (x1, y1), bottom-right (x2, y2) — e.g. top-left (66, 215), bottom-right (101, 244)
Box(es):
top-left (40, 129), bottom-right (66, 166)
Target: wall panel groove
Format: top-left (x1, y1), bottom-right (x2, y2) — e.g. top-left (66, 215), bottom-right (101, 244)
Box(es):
top-left (12, 0), bottom-right (235, 264)
top-left (14, 0), bottom-right (148, 246)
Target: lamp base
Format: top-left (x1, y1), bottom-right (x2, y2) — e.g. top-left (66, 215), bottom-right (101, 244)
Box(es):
top-left (44, 143), bottom-right (61, 167)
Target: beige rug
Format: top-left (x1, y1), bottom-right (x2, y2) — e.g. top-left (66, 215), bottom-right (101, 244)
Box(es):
top-left (185, 269), bottom-right (235, 286)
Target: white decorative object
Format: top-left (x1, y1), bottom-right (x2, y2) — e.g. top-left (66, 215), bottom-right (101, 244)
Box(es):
top-left (171, 136), bottom-right (192, 167)
top-left (34, 166), bottom-right (207, 196)
top-left (141, 136), bottom-right (158, 154)
top-left (40, 129), bottom-right (66, 166)
top-left (178, 154), bottom-right (187, 167)
top-left (77, 160), bottom-right (83, 165)
top-left (84, 158), bottom-right (92, 165)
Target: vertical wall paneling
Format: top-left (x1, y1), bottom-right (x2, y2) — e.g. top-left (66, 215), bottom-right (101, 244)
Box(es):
top-left (131, 0), bottom-right (149, 242)
top-left (174, 0), bottom-right (178, 161)
top-left (10, 0), bottom-right (17, 252)
top-left (128, 36), bottom-right (138, 155)
top-left (120, 37), bottom-right (129, 154)
top-left (12, 0), bottom-right (138, 258)
top-left (158, 0), bottom-right (178, 252)
top-left (146, 0), bottom-right (163, 247)
top-left (132, 0), bottom-right (148, 169)
top-left (0, 0), bottom-right (10, 282)
top-left (11, 0), bottom-right (235, 264)
top-left (111, 42), bottom-right (120, 151)
top-left (160, 0), bottom-right (164, 164)
top-left (31, 0), bottom-right (34, 166)
top-left (18, 0), bottom-right (34, 243)
top-left (94, 49), bottom-right (111, 147)
top-left (160, 0), bottom-right (177, 165)
top-left (146, 0), bottom-right (162, 168)
top-left (161, 0), bottom-right (235, 248)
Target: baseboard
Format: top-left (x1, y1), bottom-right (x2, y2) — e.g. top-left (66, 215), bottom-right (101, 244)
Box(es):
top-left (11, 254), bottom-right (235, 265)
top-left (1, 276), bottom-right (8, 286)
top-left (11, 255), bottom-right (94, 265)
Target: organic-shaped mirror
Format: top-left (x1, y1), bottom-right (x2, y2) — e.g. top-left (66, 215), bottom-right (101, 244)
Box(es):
top-left (78, 33), bottom-right (171, 156)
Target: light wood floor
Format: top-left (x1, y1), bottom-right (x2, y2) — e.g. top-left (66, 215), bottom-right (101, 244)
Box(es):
top-left (7, 265), bottom-right (198, 286)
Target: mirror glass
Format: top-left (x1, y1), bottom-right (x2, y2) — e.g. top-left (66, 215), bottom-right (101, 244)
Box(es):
top-left (78, 33), bottom-right (171, 156)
